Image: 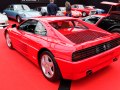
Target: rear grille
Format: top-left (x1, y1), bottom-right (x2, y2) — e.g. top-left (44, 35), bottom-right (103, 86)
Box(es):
top-left (72, 38), bottom-right (120, 61)
top-left (65, 30), bottom-right (108, 44)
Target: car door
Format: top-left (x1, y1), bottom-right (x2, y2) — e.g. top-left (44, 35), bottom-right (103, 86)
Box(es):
top-left (18, 19), bottom-right (48, 63)
top-left (13, 19), bottom-right (38, 56)
top-left (26, 21), bottom-right (48, 63)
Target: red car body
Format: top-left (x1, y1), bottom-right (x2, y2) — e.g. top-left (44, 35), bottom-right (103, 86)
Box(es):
top-left (5, 16), bottom-right (120, 80)
top-left (71, 4), bottom-right (96, 16)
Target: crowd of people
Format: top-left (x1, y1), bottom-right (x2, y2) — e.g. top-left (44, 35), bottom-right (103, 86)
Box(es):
top-left (47, 0), bottom-right (72, 16)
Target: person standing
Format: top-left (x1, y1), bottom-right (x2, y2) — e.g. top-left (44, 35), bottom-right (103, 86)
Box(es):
top-left (47, 0), bottom-right (58, 16)
top-left (65, 1), bottom-right (72, 17)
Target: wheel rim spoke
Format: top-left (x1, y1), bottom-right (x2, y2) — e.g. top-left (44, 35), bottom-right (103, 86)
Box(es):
top-left (47, 61), bottom-right (53, 67)
top-left (41, 54), bottom-right (54, 78)
top-left (44, 55), bottom-right (49, 62)
top-left (41, 57), bottom-right (46, 68)
top-left (48, 68), bottom-right (53, 76)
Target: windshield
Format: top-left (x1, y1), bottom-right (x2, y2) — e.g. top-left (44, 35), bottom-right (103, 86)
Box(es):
top-left (72, 5), bottom-right (85, 9)
top-left (50, 20), bottom-right (87, 30)
top-left (14, 5), bottom-right (30, 11)
top-left (59, 7), bottom-right (66, 11)
top-left (23, 5), bottom-right (30, 10)
top-left (83, 16), bottom-right (101, 24)
top-left (78, 5), bottom-right (85, 9)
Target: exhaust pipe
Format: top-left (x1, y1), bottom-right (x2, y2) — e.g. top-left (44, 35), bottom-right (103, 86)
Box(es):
top-left (86, 70), bottom-right (92, 76)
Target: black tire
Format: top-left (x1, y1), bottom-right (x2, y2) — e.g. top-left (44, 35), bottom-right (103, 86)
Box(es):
top-left (82, 12), bottom-right (87, 17)
top-left (16, 16), bottom-right (21, 23)
top-left (39, 51), bottom-right (61, 82)
top-left (5, 32), bottom-right (13, 49)
top-left (110, 28), bottom-right (120, 33)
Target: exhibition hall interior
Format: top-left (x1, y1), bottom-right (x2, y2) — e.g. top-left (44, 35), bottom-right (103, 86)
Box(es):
top-left (0, 0), bottom-right (120, 90)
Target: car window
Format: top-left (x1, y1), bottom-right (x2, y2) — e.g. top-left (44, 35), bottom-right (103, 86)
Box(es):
top-left (97, 17), bottom-right (113, 30)
top-left (14, 5), bottom-right (23, 11)
top-left (13, 5), bottom-right (30, 11)
top-left (18, 19), bottom-right (38, 33)
top-left (35, 22), bottom-right (47, 36)
top-left (59, 7), bottom-right (65, 11)
top-left (111, 6), bottom-right (120, 12)
top-left (23, 5), bottom-right (30, 11)
top-left (50, 20), bottom-right (87, 30)
top-left (78, 5), bottom-right (84, 9)
top-left (36, 7), bottom-right (41, 11)
top-left (84, 16), bottom-right (101, 24)
top-left (98, 17), bottom-right (114, 25)
top-left (7, 5), bottom-right (11, 10)
top-left (72, 5), bottom-right (84, 9)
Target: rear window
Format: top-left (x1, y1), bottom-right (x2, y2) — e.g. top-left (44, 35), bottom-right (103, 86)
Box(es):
top-left (49, 20), bottom-right (88, 30)
top-left (83, 16), bottom-right (101, 24)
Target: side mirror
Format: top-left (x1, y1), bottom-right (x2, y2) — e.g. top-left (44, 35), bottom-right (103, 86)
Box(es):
top-left (12, 24), bottom-right (17, 28)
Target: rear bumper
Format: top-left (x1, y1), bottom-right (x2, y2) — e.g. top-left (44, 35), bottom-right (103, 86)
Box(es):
top-left (55, 46), bottom-right (120, 80)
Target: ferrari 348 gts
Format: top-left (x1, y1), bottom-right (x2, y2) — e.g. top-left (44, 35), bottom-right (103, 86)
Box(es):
top-left (4, 16), bottom-right (120, 82)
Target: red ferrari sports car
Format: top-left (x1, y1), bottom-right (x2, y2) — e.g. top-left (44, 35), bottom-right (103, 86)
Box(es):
top-left (4, 16), bottom-right (120, 82)
top-left (71, 4), bottom-right (96, 17)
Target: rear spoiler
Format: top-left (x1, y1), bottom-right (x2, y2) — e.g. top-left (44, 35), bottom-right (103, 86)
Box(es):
top-left (101, 1), bottom-right (120, 6)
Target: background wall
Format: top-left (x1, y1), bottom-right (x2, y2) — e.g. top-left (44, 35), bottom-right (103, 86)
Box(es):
top-left (0, 0), bottom-right (119, 12)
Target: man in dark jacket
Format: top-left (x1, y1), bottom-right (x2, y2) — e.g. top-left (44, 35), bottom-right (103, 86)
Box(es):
top-left (47, 0), bottom-right (58, 15)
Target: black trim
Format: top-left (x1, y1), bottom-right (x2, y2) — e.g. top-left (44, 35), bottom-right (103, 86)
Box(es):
top-left (72, 38), bottom-right (120, 61)
top-left (58, 79), bottom-right (71, 90)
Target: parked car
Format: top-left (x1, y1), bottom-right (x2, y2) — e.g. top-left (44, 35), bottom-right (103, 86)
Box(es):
top-left (35, 6), bottom-right (48, 16)
top-left (3, 4), bottom-right (41, 23)
top-left (56, 7), bottom-right (65, 16)
top-left (82, 1), bottom-right (120, 33)
top-left (85, 6), bottom-right (105, 14)
top-left (0, 13), bottom-right (9, 27)
top-left (71, 4), bottom-right (96, 17)
top-left (56, 7), bottom-right (82, 17)
top-left (4, 17), bottom-right (120, 82)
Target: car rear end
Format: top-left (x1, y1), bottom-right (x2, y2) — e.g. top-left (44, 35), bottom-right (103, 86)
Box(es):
top-left (55, 30), bottom-right (120, 80)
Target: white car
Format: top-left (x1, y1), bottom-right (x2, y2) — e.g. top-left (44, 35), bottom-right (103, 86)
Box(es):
top-left (56, 7), bottom-right (66, 16)
top-left (57, 7), bottom-right (82, 17)
top-left (0, 13), bottom-right (8, 27)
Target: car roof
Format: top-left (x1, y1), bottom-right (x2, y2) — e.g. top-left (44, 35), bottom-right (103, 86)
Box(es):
top-left (41, 6), bottom-right (47, 8)
top-left (101, 1), bottom-right (120, 6)
top-left (11, 4), bottom-right (27, 6)
top-left (33, 16), bottom-right (77, 22)
top-left (59, 7), bottom-right (65, 8)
